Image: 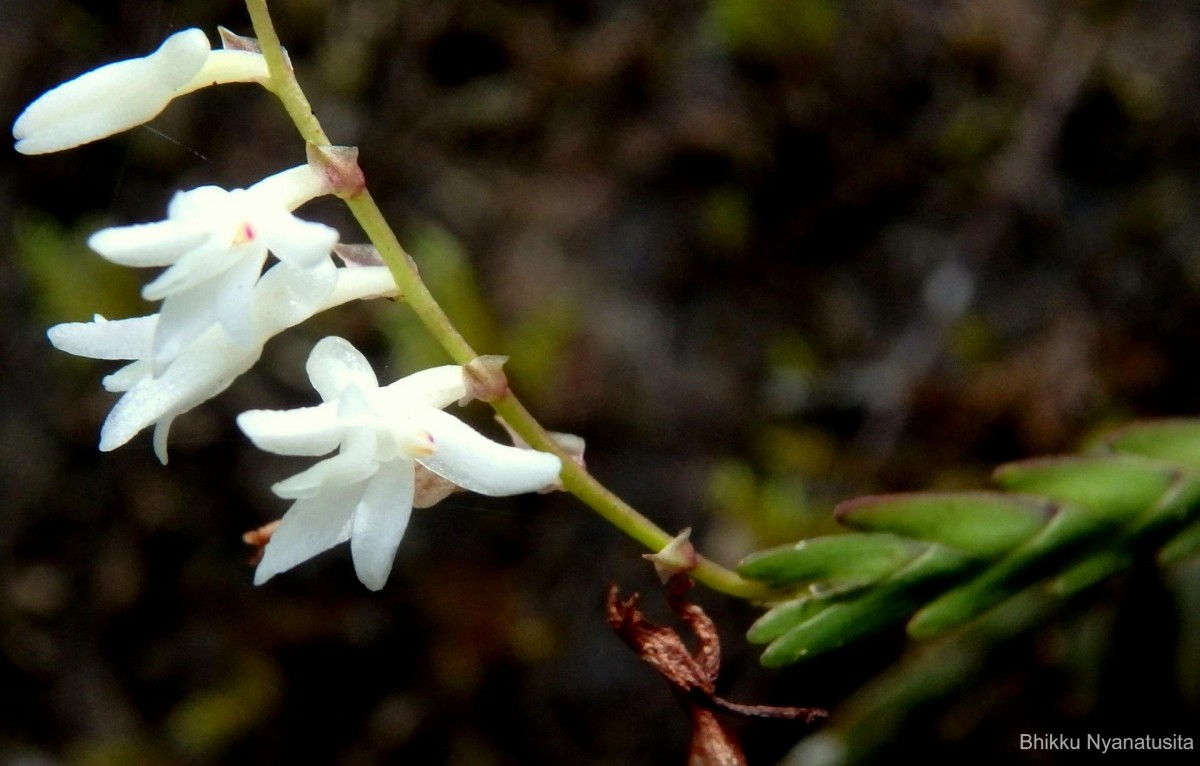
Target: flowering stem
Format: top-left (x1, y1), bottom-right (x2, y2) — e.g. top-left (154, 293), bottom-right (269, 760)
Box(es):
top-left (243, 0), bottom-right (773, 601)
top-left (243, 0), bottom-right (328, 146)
top-left (491, 395), bottom-right (773, 599)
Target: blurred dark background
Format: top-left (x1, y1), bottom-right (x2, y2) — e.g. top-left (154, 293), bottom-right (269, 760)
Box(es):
top-left (2, 0), bottom-right (1200, 764)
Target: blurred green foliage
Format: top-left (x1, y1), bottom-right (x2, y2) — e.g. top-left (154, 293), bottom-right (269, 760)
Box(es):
top-left (375, 220), bottom-right (500, 371)
top-left (709, 0), bottom-right (839, 56)
top-left (375, 219), bottom-right (580, 400)
top-left (165, 652), bottom-right (281, 758)
top-left (15, 212), bottom-right (144, 325)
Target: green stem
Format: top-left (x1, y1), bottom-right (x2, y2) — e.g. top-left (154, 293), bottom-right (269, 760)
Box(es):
top-left (243, 0), bottom-right (328, 146)
top-left (243, 0), bottom-right (771, 601)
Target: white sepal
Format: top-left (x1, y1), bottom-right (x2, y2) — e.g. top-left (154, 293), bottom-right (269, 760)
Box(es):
top-left (236, 404), bottom-right (342, 457)
top-left (48, 314), bottom-right (155, 360)
top-left (271, 427), bottom-right (380, 500)
top-left (48, 266), bottom-right (398, 461)
top-left (414, 408), bottom-right (563, 496)
top-left (253, 483), bottom-right (360, 586)
top-left (350, 464), bottom-right (416, 591)
top-left (306, 336), bottom-right (378, 402)
top-left (378, 365), bottom-right (468, 410)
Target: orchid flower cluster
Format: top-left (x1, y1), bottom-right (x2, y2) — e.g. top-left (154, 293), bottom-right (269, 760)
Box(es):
top-left (15, 28), bottom-right (562, 591)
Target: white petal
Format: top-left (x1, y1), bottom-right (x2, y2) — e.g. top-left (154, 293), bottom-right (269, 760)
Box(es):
top-left (102, 360), bottom-right (150, 393)
top-left (243, 263), bottom-right (394, 363)
top-left (166, 185), bottom-right (232, 222)
top-left (254, 483), bottom-right (362, 586)
top-left (151, 281), bottom-right (220, 372)
top-left (349, 461), bottom-right (416, 590)
top-left (141, 241), bottom-right (260, 301)
top-left (414, 408), bottom-right (562, 496)
top-left (272, 427), bottom-right (379, 500)
top-left (251, 261), bottom-right (339, 337)
top-left (47, 314), bottom-right (156, 360)
top-left (13, 28), bottom-right (211, 154)
top-left (214, 249), bottom-right (267, 346)
top-left (88, 221), bottom-right (207, 267)
top-left (236, 403), bottom-right (342, 456)
top-left (247, 165), bottom-right (329, 211)
top-left (153, 417), bottom-right (174, 465)
top-left (306, 336), bottom-right (378, 402)
top-left (264, 214), bottom-right (339, 271)
top-left (377, 366), bottom-right (467, 411)
top-left (377, 420), bottom-right (436, 463)
top-left (333, 384), bottom-right (372, 425)
top-left (99, 328), bottom-right (259, 453)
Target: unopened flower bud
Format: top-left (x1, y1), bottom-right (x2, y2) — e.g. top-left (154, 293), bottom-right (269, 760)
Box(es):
top-left (13, 28), bottom-right (269, 155)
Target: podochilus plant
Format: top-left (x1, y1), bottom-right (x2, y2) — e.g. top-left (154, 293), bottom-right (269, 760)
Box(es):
top-left (14, 2), bottom-right (1200, 762)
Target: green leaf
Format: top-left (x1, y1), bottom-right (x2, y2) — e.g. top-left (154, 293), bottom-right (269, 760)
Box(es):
top-left (760, 545), bottom-right (976, 667)
top-left (993, 455), bottom-right (1178, 520)
top-left (1119, 473), bottom-right (1200, 545)
top-left (1159, 517), bottom-right (1200, 565)
top-left (1056, 476), bottom-right (1200, 593)
top-left (747, 594), bottom-right (839, 644)
top-left (1051, 550), bottom-right (1134, 597)
top-left (1104, 418), bottom-right (1200, 469)
top-left (748, 424), bottom-right (1200, 665)
top-left (835, 492), bottom-right (1052, 558)
top-left (907, 499), bottom-right (1118, 639)
top-left (738, 533), bottom-right (924, 587)
top-left (909, 464), bottom-right (1199, 638)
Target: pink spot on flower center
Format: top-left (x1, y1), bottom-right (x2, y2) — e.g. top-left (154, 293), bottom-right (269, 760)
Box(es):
top-left (233, 222), bottom-right (256, 245)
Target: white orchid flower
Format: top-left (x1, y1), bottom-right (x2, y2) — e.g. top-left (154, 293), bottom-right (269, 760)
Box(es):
top-left (237, 337), bottom-right (563, 591)
top-left (48, 264), bottom-right (398, 464)
top-left (13, 28), bottom-right (268, 155)
top-left (87, 164), bottom-right (339, 372)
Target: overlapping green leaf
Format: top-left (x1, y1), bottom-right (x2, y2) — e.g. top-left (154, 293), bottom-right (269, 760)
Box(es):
top-left (758, 545), bottom-right (975, 667)
top-left (992, 455), bottom-right (1180, 520)
top-left (747, 593), bottom-right (840, 644)
top-left (835, 492), bottom-right (1052, 558)
top-left (910, 456), bottom-right (1196, 637)
top-left (738, 533), bottom-right (924, 587)
top-left (1159, 517), bottom-right (1200, 565)
top-left (739, 419), bottom-right (1200, 666)
top-left (1103, 418), bottom-right (1200, 468)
